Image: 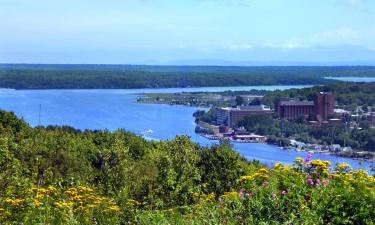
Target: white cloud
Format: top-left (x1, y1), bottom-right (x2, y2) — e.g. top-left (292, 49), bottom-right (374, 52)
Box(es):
top-left (281, 43), bottom-right (304, 49)
top-left (312, 27), bottom-right (360, 43)
top-left (264, 40), bottom-right (306, 49)
top-left (228, 43), bottom-right (253, 50)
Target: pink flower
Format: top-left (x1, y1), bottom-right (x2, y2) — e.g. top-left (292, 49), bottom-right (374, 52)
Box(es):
top-left (239, 189), bottom-right (244, 200)
top-left (306, 178), bottom-right (314, 185)
top-left (281, 190), bottom-right (288, 196)
top-left (322, 179), bottom-right (329, 187)
top-left (316, 178), bottom-right (322, 186)
top-left (271, 192), bottom-right (276, 200)
top-left (304, 153), bottom-right (313, 163)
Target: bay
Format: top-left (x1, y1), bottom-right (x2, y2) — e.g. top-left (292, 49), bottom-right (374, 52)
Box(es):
top-left (0, 86), bottom-right (373, 172)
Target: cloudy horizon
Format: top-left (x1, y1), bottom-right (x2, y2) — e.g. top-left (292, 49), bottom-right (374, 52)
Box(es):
top-left (1, 0), bottom-right (375, 65)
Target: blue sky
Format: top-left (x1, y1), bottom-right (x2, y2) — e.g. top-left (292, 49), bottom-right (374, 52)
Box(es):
top-left (1, 0), bottom-right (375, 64)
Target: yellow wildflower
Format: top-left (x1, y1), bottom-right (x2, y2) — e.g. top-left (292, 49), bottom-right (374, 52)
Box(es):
top-left (274, 162), bottom-right (282, 169)
top-left (295, 157), bottom-right (304, 164)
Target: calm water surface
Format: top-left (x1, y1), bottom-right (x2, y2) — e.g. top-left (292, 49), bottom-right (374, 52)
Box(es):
top-left (0, 86), bottom-right (373, 172)
top-left (325, 77), bottom-right (375, 82)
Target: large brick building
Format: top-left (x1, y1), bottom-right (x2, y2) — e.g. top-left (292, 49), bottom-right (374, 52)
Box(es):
top-left (276, 92), bottom-right (334, 120)
top-left (314, 92), bottom-right (335, 121)
top-left (275, 99), bottom-right (314, 119)
top-left (217, 105), bottom-right (274, 127)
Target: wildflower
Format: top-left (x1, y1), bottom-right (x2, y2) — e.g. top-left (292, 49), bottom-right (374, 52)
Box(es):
top-left (108, 205), bottom-right (120, 212)
top-left (240, 175), bottom-right (253, 182)
top-left (322, 179), bottom-right (329, 187)
top-left (257, 168), bottom-right (268, 174)
top-left (262, 181), bottom-right (269, 187)
top-left (295, 157), bottom-right (304, 164)
top-left (316, 178), bottom-right (322, 186)
top-left (306, 178), bottom-right (314, 186)
top-left (239, 189), bottom-right (244, 200)
top-left (127, 199), bottom-right (141, 206)
top-left (281, 190), bottom-right (288, 196)
top-left (336, 163), bottom-right (351, 172)
top-left (304, 153), bottom-right (313, 163)
top-left (271, 192), bottom-right (276, 201)
top-left (274, 162), bottom-right (282, 169)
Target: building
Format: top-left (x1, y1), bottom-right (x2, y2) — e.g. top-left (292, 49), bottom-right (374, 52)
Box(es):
top-left (276, 92), bottom-right (335, 120)
top-left (232, 134), bottom-right (267, 142)
top-left (314, 92), bottom-right (335, 121)
top-left (275, 98), bottom-right (315, 119)
top-left (217, 105), bottom-right (273, 127)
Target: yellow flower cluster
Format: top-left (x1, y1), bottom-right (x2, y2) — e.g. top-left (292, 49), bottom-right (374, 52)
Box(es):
top-left (240, 168), bottom-right (269, 183)
top-left (222, 192), bottom-right (239, 199)
top-left (1, 185), bottom-right (121, 216)
top-left (193, 192), bottom-right (215, 203)
top-left (31, 186), bottom-right (57, 196)
top-left (29, 186), bottom-right (58, 208)
top-left (335, 163), bottom-right (351, 172)
top-left (309, 159), bottom-right (330, 174)
top-left (127, 199), bottom-right (141, 207)
top-left (295, 157), bottom-right (304, 164)
top-left (4, 198), bottom-right (24, 207)
top-left (273, 162), bottom-right (290, 172)
top-left (64, 186), bottom-right (120, 213)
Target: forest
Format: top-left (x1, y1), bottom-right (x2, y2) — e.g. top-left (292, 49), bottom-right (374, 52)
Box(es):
top-left (2, 64), bottom-right (375, 89)
top-left (0, 109), bottom-right (374, 224)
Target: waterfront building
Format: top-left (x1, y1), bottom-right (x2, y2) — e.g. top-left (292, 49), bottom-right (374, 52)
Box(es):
top-left (232, 134), bottom-right (267, 142)
top-left (275, 99), bottom-right (314, 119)
top-left (276, 92), bottom-right (335, 120)
top-left (217, 105), bottom-right (273, 127)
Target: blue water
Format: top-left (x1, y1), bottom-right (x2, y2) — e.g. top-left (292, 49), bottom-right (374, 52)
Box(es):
top-left (0, 86), bottom-right (373, 172)
top-left (325, 77), bottom-right (375, 83)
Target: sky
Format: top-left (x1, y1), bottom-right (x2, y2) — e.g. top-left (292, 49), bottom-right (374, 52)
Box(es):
top-left (0, 0), bottom-right (375, 65)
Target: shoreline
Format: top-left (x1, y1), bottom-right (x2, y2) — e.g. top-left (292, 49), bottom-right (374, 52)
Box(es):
top-left (197, 131), bottom-right (375, 163)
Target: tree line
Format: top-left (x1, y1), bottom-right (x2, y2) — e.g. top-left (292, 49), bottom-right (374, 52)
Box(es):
top-left (4, 64), bottom-right (375, 89)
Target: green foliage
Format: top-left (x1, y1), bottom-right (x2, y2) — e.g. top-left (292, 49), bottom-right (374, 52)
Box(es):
top-left (194, 108), bottom-right (217, 124)
top-left (3, 64), bottom-right (368, 89)
top-left (1, 109), bottom-right (374, 224)
top-left (199, 144), bottom-right (246, 195)
top-left (0, 109), bottom-right (252, 223)
top-left (235, 95), bottom-right (244, 106)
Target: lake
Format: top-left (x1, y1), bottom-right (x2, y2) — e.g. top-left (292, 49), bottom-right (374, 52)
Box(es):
top-left (0, 86), bottom-right (373, 172)
top-left (325, 77), bottom-right (375, 82)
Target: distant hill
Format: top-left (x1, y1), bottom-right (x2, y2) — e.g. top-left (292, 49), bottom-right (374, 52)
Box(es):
top-left (1, 64), bottom-right (375, 89)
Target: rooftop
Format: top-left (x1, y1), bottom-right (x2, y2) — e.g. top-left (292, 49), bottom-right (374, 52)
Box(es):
top-left (221, 105), bottom-right (272, 111)
top-left (279, 100), bottom-right (314, 106)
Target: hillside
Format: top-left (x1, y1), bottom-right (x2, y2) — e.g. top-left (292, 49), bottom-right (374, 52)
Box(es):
top-left (0, 110), bottom-right (374, 224)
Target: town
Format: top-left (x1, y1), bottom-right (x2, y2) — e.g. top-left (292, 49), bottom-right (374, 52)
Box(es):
top-left (195, 91), bottom-right (375, 157)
